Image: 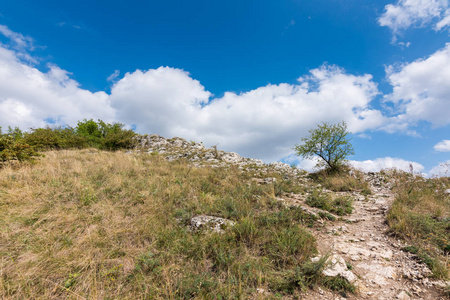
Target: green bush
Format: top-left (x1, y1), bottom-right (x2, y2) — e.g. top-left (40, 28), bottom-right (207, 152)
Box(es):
top-left (24, 127), bottom-right (86, 150)
top-left (0, 134), bottom-right (40, 163)
top-left (75, 119), bottom-right (136, 150)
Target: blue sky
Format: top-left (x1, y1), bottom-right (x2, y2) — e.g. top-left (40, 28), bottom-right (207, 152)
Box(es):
top-left (0, 0), bottom-right (449, 175)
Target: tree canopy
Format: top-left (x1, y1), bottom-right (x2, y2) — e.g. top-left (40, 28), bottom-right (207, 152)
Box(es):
top-left (294, 121), bottom-right (354, 173)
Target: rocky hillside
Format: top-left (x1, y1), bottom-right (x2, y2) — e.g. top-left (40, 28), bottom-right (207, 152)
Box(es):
top-left (0, 134), bottom-right (448, 299)
top-left (133, 134), bottom-right (449, 299)
top-left (133, 134), bottom-right (305, 176)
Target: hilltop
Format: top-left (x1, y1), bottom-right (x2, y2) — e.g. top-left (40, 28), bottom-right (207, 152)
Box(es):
top-left (0, 134), bottom-right (449, 299)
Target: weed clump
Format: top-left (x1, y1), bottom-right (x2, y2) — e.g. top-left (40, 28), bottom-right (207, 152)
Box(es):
top-left (306, 190), bottom-right (353, 216)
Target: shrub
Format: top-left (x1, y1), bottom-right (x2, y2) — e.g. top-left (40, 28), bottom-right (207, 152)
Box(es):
top-left (0, 134), bottom-right (40, 163)
top-left (24, 127), bottom-right (87, 150)
top-left (75, 119), bottom-right (136, 150)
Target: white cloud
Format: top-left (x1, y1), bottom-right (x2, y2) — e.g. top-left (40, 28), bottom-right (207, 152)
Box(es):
top-left (350, 157), bottom-right (425, 173)
top-left (436, 9), bottom-right (450, 29)
top-left (0, 26), bottom-right (389, 162)
top-left (428, 160), bottom-right (450, 177)
top-left (107, 70), bottom-right (120, 82)
top-left (109, 65), bottom-right (385, 161)
top-left (434, 139), bottom-right (450, 151)
top-left (379, 0), bottom-right (449, 38)
top-left (0, 44), bottom-right (114, 131)
top-left (0, 24), bottom-right (34, 51)
top-left (383, 43), bottom-right (450, 131)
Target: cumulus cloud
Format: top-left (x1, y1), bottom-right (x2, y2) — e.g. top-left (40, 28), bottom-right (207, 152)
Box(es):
top-left (434, 139), bottom-right (450, 151)
top-left (0, 26), bottom-right (389, 162)
top-left (284, 155), bottom-right (428, 175)
top-left (109, 65), bottom-right (385, 161)
top-left (428, 160), bottom-right (450, 177)
top-left (350, 157), bottom-right (425, 173)
top-left (0, 44), bottom-right (114, 131)
top-left (379, 0), bottom-right (449, 38)
top-left (383, 43), bottom-right (450, 132)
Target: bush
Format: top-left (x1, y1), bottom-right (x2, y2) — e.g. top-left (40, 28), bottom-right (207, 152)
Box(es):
top-left (75, 119), bottom-right (136, 150)
top-left (0, 134), bottom-right (40, 163)
top-left (24, 127), bottom-right (87, 150)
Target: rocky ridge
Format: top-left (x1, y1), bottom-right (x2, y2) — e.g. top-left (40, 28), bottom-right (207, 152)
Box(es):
top-left (133, 134), bottom-right (305, 177)
top-left (131, 134), bottom-right (449, 299)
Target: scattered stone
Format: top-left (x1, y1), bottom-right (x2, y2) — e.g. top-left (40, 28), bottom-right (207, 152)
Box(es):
top-left (261, 177), bottom-right (277, 184)
top-left (322, 255), bottom-right (357, 283)
top-left (190, 215), bottom-right (235, 233)
top-left (366, 206), bottom-right (379, 212)
top-left (357, 262), bottom-right (396, 285)
top-left (396, 290), bottom-right (410, 300)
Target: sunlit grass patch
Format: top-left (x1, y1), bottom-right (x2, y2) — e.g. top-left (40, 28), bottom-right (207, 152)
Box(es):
top-left (387, 172), bottom-right (450, 279)
top-left (0, 150), bottom-right (327, 299)
top-left (305, 190), bottom-right (353, 216)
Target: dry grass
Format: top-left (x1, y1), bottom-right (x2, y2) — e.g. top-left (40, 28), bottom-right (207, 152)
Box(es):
top-left (387, 172), bottom-right (450, 279)
top-left (309, 167), bottom-right (371, 195)
top-left (0, 150), bottom-right (327, 299)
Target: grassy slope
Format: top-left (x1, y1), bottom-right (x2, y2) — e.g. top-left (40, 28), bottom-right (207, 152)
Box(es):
top-left (387, 171), bottom-right (450, 279)
top-left (0, 150), bottom-right (326, 299)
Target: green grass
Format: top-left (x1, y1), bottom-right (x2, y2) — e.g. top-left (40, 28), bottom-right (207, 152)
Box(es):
top-left (308, 167), bottom-right (371, 194)
top-left (387, 172), bottom-right (450, 279)
top-left (0, 150), bottom-right (341, 299)
top-left (305, 190), bottom-right (353, 216)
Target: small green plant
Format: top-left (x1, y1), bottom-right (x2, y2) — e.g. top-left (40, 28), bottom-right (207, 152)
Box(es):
top-left (63, 272), bottom-right (80, 289)
top-left (306, 190), bottom-right (332, 211)
top-left (322, 275), bottom-right (355, 297)
top-left (331, 196), bottom-right (353, 216)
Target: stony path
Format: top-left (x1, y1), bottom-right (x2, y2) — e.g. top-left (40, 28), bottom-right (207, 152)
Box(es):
top-left (282, 174), bottom-right (448, 300)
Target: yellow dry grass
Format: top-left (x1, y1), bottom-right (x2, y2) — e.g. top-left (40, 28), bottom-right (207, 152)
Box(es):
top-left (0, 150), bottom-right (321, 299)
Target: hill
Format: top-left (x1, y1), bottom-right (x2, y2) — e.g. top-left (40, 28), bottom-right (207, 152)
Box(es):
top-left (0, 135), bottom-right (449, 299)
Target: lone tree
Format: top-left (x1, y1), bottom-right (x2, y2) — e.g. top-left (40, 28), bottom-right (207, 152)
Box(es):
top-left (294, 121), bottom-right (354, 173)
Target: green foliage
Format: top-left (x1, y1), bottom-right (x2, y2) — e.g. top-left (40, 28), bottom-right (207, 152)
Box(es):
top-left (294, 121), bottom-right (354, 173)
top-left (322, 275), bottom-right (356, 297)
top-left (24, 127), bottom-right (86, 150)
top-left (75, 119), bottom-right (136, 150)
top-left (0, 134), bottom-right (40, 163)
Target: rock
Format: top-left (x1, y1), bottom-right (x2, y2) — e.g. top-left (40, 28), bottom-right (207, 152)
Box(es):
top-left (262, 177), bottom-right (277, 184)
top-left (345, 217), bottom-right (366, 223)
top-left (396, 290), bottom-right (410, 300)
top-left (366, 206), bottom-right (379, 212)
top-left (444, 189), bottom-right (450, 194)
top-left (322, 255), bottom-right (357, 283)
top-left (190, 215), bottom-right (235, 233)
top-left (350, 255), bottom-right (360, 261)
top-left (221, 152), bottom-right (243, 163)
top-left (357, 262), bottom-right (396, 285)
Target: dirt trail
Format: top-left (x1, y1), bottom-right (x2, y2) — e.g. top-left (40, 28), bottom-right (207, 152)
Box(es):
top-left (281, 173), bottom-right (448, 300)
